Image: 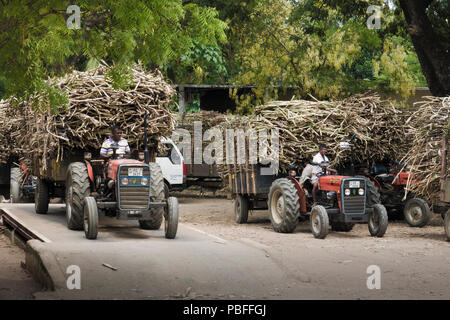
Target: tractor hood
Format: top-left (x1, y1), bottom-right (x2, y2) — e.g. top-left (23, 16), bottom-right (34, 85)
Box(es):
top-left (107, 159), bottom-right (145, 180)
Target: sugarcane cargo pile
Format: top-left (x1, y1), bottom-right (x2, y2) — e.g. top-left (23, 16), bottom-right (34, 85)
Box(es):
top-left (402, 96), bottom-right (450, 203)
top-left (0, 100), bottom-right (28, 163)
top-left (223, 92), bottom-right (408, 171)
top-left (0, 65), bottom-right (175, 174)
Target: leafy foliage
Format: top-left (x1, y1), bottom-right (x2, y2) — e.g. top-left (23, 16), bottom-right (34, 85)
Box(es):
top-left (0, 0), bottom-right (227, 108)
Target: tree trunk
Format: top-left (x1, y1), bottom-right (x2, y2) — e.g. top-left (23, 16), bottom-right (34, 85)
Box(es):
top-left (399, 0), bottom-right (449, 96)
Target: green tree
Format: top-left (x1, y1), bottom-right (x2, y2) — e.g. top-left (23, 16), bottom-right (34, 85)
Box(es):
top-left (0, 0), bottom-right (227, 106)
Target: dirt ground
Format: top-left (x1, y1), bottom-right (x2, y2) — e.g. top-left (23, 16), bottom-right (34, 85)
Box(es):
top-left (0, 228), bottom-right (42, 299)
top-left (174, 196), bottom-right (450, 299)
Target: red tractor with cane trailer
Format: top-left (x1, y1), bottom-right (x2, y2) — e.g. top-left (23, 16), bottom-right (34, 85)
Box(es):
top-left (231, 138), bottom-right (388, 239)
top-left (33, 114), bottom-right (179, 240)
top-left (364, 165), bottom-right (432, 227)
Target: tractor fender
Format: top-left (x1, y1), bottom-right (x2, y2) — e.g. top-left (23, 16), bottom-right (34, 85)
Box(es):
top-left (287, 176), bottom-right (307, 215)
top-left (84, 160), bottom-right (94, 184)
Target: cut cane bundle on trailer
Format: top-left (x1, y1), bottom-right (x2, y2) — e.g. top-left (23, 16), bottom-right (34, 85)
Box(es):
top-left (221, 92), bottom-right (408, 173)
top-left (0, 65), bottom-right (176, 173)
top-left (401, 96), bottom-right (450, 203)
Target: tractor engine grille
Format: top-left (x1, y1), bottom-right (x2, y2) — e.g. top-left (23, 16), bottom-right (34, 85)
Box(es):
top-left (118, 166), bottom-right (150, 209)
top-left (342, 179), bottom-right (366, 214)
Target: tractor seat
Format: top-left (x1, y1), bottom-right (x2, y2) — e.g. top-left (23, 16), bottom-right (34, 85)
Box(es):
top-left (375, 174), bottom-right (394, 183)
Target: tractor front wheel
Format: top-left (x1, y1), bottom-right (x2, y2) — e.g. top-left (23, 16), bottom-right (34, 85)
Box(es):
top-left (35, 178), bottom-right (49, 214)
top-left (83, 197), bottom-right (98, 240)
top-left (66, 162), bottom-right (91, 230)
top-left (404, 198), bottom-right (431, 228)
top-left (268, 178), bottom-right (300, 233)
top-left (234, 194), bottom-right (249, 224)
top-left (310, 205), bottom-right (329, 239)
top-left (164, 197), bottom-right (179, 239)
top-left (369, 204), bottom-right (388, 237)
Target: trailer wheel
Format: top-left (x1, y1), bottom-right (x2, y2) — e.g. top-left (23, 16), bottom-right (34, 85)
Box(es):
top-left (268, 178), bottom-right (300, 233)
top-left (35, 178), bottom-right (49, 214)
top-left (66, 162), bottom-right (90, 230)
top-left (445, 210), bottom-right (450, 242)
top-left (139, 163), bottom-right (165, 230)
top-left (234, 195), bottom-right (249, 224)
top-left (10, 167), bottom-right (22, 203)
top-left (83, 197), bottom-right (98, 240)
top-left (404, 198), bottom-right (431, 228)
top-left (331, 221), bottom-right (354, 232)
top-left (164, 197), bottom-right (179, 239)
top-left (310, 205), bottom-right (329, 239)
top-left (369, 204), bottom-right (388, 237)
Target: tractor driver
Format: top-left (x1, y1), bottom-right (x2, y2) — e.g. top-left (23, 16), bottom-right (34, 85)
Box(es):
top-left (100, 125), bottom-right (131, 159)
top-left (311, 144), bottom-right (337, 204)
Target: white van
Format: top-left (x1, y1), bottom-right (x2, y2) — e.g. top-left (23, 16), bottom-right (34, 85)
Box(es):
top-left (156, 137), bottom-right (186, 197)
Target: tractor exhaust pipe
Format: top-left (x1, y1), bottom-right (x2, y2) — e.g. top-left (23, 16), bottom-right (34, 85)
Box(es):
top-left (144, 112), bottom-right (150, 164)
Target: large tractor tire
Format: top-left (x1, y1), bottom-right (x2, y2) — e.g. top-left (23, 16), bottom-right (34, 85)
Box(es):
top-left (369, 204), bottom-right (388, 237)
top-left (366, 179), bottom-right (381, 208)
top-left (35, 178), bottom-right (49, 214)
top-left (164, 182), bottom-right (170, 199)
top-left (310, 205), bottom-right (329, 239)
top-left (66, 162), bottom-right (91, 230)
top-left (83, 197), bottom-right (98, 240)
top-left (444, 210), bottom-right (450, 242)
top-left (164, 196), bottom-right (179, 239)
top-left (10, 167), bottom-right (22, 203)
top-left (234, 194), bottom-right (249, 224)
top-left (331, 221), bottom-right (355, 232)
top-left (268, 178), bottom-right (300, 233)
top-left (403, 198), bottom-right (431, 228)
top-left (139, 163), bottom-right (165, 230)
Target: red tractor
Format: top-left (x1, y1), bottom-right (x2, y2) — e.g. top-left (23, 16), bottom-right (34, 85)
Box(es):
top-left (34, 114), bottom-right (179, 240)
top-left (267, 161), bottom-right (387, 239)
top-left (358, 162), bottom-right (432, 227)
top-left (231, 139), bottom-right (388, 239)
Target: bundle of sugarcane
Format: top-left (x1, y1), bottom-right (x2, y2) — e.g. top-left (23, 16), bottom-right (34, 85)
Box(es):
top-left (401, 96), bottom-right (450, 203)
top-left (222, 92), bottom-right (408, 171)
top-left (0, 64), bottom-right (176, 170)
top-left (0, 100), bottom-right (28, 163)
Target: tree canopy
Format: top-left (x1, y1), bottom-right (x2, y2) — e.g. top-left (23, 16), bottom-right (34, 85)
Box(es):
top-left (0, 0), bottom-right (447, 110)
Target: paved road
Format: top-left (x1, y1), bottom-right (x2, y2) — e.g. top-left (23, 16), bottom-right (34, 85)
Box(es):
top-left (1, 200), bottom-right (449, 300)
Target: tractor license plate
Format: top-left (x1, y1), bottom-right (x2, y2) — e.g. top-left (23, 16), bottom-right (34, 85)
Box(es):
top-left (349, 181), bottom-right (360, 188)
top-left (128, 167), bottom-right (143, 176)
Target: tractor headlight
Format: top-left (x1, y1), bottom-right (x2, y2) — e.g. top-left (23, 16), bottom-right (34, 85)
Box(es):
top-left (358, 188), bottom-right (365, 196)
top-left (120, 177), bottom-right (128, 185)
top-left (344, 189), bottom-right (351, 196)
top-left (141, 177), bottom-right (149, 185)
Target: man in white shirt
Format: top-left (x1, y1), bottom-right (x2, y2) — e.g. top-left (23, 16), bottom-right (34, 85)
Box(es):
top-left (311, 144), bottom-right (337, 204)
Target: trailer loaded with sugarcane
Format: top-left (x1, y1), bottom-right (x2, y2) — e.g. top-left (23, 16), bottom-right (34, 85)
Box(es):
top-left (0, 65), bottom-right (179, 239)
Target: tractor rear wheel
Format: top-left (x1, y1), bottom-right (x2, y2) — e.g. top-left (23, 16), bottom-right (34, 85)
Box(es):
top-left (403, 198), bottom-right (431, 228)
top-left (268, 178), bottom-right (300, 233)
top-left (234, 194), bottom-right (249, 224)
top-left (83, 197), bottom-right (98, 240)
top-left (331, 221), bottom-right (355, 232)
top-left (366, 179), bottom-right (381, 208)
top-left (139, 163), bottom-right (165, 230)
top-left (369, 204), bottom-right (388, 237)
top-left (310, 205), bottom-right (329, 239)
top-left (10, 167), bottom-right (22, 203)
top-left (444, 210), bottom-right (450, 242)
top-left (66, 162), bottom-right (91, 230)
top-left (35, 178), bottom-right (49, 214)
top-left (164, 196), bottom-right (179, 239)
